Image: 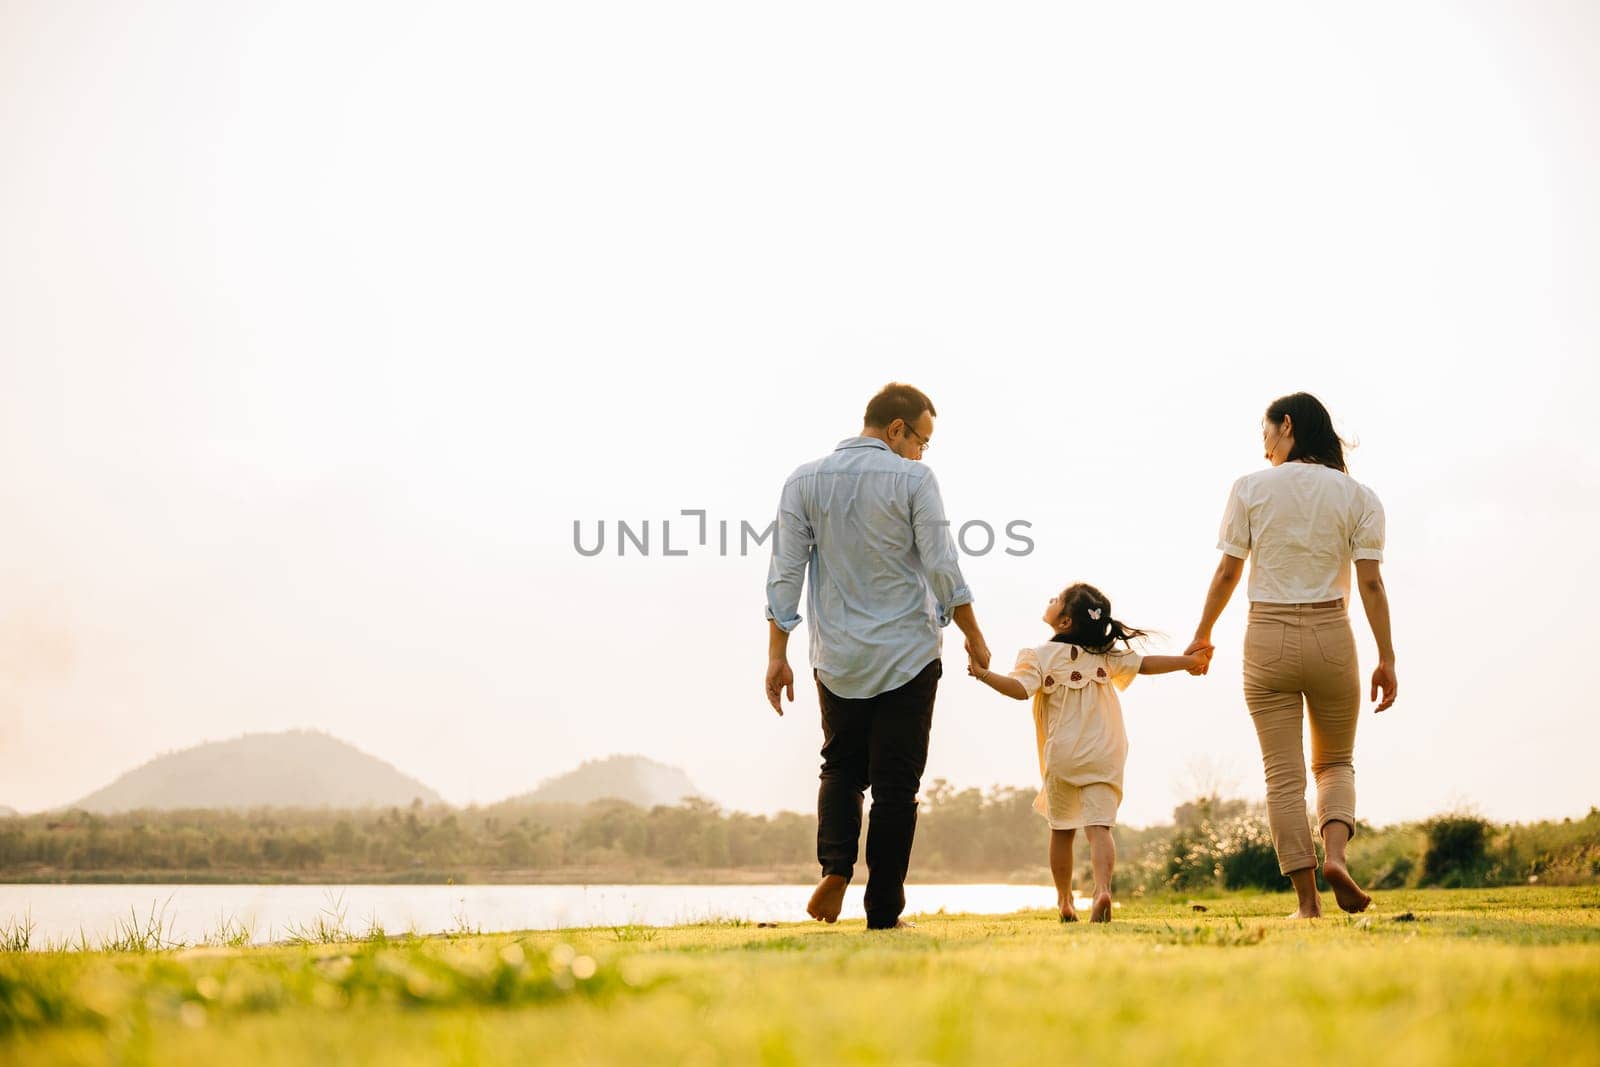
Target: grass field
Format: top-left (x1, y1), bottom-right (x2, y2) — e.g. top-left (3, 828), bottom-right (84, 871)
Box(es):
top-left (4, 886), bottom-right (1598, 1065)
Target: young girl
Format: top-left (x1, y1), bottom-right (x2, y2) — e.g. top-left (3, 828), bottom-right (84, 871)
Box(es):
top-left (969, 582), bottom-right (1209, 923)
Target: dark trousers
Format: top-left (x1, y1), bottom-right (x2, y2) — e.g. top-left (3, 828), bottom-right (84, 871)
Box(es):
top-left (814, 657), bottom-right (941, 929)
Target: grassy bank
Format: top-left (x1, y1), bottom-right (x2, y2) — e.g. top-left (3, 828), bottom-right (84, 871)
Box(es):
top-left (4, 886), bottom-right (1598, 1065)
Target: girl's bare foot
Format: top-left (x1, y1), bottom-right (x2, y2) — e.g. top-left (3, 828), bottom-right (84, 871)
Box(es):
top-left (807, 875), bottom-right (848, 923)
top-left (1321, 861), bottom-right (1372, 914)
top-left (1090, 892), bottom-right (1113, 923)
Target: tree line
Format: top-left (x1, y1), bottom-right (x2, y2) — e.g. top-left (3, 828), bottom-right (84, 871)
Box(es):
top-left (2, 785), bottom-right (1594, 893)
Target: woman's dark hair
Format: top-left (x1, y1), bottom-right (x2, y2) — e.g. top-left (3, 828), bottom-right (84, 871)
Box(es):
top-left (1055, 582), bottom-right (1148, 654)
top-left (1265, 392), bottom-right (1350, 473)
top-left (864, 382), bottom-right (937, 430)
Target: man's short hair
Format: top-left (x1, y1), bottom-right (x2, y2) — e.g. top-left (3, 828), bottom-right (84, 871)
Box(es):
top-left (863, 382), bottom-right (937, 430)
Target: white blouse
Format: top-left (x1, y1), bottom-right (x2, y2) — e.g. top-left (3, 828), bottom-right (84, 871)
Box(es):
top-left (1217, 461), bottom-right (1386, 604)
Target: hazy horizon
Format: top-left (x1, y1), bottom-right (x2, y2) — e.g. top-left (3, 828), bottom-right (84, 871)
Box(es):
top-left (3, 2), bottom-right (1597, 829)
top-left (5, 728), bottom-right (1598, 830)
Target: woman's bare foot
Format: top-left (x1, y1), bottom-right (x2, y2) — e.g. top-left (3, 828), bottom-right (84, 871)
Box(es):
top-left (1090, 892), bottom-right (1113, 923)
top-left (807, 875), bottom-right (848, 923)
top-left (1322, 861), bottom-right (1372, 914)
top-left (1287, 867), bottom-right (1323, 920)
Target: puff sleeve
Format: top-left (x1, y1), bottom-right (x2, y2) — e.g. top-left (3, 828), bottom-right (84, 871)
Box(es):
top-left (1104, 650), bottom-right (1143, 691)
top-left (1008, 647), bottom-right (1045, 698)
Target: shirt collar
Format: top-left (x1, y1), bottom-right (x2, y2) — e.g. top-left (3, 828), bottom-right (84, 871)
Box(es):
top-left (834, 435), bottom-right (892, 453)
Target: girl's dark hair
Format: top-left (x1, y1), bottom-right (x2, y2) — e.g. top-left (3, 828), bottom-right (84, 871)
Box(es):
top-left (1265, 392), bottom-right (1351, 473)
top-left (1055, 582), bottom-right (1148, 654)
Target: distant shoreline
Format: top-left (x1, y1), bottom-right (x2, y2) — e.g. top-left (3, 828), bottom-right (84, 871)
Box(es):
top-left (0, 866), bottom-right (1052, 887)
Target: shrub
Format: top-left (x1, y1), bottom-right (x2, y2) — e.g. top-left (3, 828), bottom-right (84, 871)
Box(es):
top-left (1421, 815), bottom-right (1491, 887)
top-left (1217, 818), bottom-right (1282, 890)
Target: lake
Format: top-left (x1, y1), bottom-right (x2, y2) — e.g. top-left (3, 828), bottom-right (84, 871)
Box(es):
top-left (0, 883), bottom-right (1084, 947)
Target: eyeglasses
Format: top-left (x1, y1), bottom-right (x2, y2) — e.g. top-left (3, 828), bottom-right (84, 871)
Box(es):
top-left (902, 423), bottom-right (931, 452)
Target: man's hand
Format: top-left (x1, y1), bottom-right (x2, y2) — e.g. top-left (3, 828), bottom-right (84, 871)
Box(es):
top-left (964, 636), bottom-right (991, 672)
top-left (766, 658), bottom-right (795, 716)
top-left (1371, 661), bottom-right (1397, 713)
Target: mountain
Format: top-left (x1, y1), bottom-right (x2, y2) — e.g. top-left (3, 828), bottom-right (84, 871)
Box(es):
top-left (507, 755), bottom-right (704, 809)
top-left (68, 730), bottom-right (442, 813)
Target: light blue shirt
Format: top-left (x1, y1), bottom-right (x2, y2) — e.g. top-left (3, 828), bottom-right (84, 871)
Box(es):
top-left (764, 435), bottom-right (974, 700)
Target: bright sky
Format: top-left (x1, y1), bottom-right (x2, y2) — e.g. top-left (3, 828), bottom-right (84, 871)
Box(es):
top-left (2, 2), bottom-right (1596, 826)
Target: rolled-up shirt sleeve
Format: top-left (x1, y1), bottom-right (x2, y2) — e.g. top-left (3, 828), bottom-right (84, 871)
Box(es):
top-left (1351, 486), bottom-right (1385, 562)
top-left (1216, 476), bottom-right (1252, 559)
top-left (910, 469), bottom-right (974, 627)
top-left (763, 477), bottom-right (813, 632)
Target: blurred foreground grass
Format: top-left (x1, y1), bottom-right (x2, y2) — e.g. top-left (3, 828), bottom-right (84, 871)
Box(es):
top-left (4, 886), bottom-right (1598, 1066)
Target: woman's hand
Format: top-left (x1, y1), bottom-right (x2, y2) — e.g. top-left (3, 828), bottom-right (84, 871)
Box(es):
top-left (1184, 638), bottom-right (1215, 675)
top-left (1370, 661), bottom-right (1397, 712)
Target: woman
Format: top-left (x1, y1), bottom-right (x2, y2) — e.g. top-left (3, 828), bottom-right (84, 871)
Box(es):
top-left (1186, 392), bottom-right (1397, 918)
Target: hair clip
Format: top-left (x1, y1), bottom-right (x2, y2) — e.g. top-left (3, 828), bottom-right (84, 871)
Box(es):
top-left (1087, 608), bottom-right (1103, 620)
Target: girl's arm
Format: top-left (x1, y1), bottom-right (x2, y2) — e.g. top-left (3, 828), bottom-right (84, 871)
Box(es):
top-left (969, 663), bottom-right (1029, 700)
top-left (1139, 654), bottom-right (1207, 676)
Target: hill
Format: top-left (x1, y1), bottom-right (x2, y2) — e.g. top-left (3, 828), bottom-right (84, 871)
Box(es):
top-left (68, 730), bottom-right (442, 813)
top-left (505, 755), bottom-right (704, 809)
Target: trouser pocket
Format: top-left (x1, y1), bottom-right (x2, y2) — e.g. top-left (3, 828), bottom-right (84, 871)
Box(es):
top-left (1244, 620), bottom-right (1285, 667)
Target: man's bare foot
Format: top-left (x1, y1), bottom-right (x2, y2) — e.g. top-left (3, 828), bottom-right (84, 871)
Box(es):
top-left (1288, 906), bottom-right (1323, 919)
top-left (807, 874), bottom-right (848, 923)
top-left (1090, 892), bottom-right (1113, 923)
top-left (1322, 861), bottom-right (1372, 914)
top-left (1058, 892), bottom-right (1078, 923)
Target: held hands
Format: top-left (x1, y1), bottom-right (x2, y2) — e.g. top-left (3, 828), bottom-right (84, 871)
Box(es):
top-left (765, 658), bottom-right (794, 716)
top-left (965, 636), bottom-right (992, 684)
top-left (1183, 639), bottom-right (1216, 676)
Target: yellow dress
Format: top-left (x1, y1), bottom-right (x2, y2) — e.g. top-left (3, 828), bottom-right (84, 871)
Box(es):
top-left (1007, 641), bottom-right (1142, 829)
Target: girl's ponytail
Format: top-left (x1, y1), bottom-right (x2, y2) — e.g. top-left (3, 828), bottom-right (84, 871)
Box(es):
top-left (1058, 582), bottom-right (1150, 654)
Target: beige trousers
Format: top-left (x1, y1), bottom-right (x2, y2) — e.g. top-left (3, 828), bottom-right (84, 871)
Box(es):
top-left (1242, 601), bottom-right (1360, 875)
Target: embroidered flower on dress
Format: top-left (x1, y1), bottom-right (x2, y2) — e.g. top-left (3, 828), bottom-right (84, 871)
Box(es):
top-left (1096, 667), bottom-right (1107, 679)
top-left (1070, 671), bottom-right (1083, 682)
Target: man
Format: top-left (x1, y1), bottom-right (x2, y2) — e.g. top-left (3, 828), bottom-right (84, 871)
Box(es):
top-left (764, 382), bottom-right (991, 930)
